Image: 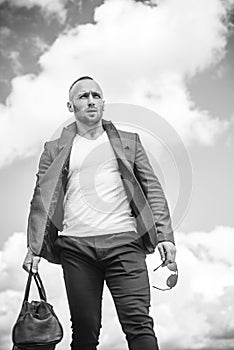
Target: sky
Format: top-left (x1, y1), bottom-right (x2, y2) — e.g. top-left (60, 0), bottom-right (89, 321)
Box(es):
top-left (0, 0), bottom-right (234, 349)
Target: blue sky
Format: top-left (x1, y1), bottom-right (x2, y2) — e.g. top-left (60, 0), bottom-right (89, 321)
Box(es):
top-left (0, 1), bottom-right (234, 349)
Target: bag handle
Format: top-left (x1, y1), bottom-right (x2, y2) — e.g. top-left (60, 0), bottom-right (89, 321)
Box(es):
top-left (23, 269), bottom-right (47, 302)
top-left (34, 272), bottom-right (47, 301)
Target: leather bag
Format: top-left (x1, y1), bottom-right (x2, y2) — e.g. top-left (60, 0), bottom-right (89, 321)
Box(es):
top-left (12, 270), bottom-right (63, 350)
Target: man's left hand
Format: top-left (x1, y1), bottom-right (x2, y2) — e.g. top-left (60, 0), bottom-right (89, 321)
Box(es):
top-left (157, 241), bottom-right (176, 266)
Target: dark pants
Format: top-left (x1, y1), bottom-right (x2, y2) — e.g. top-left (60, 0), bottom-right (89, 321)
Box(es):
top-left (55, 232), bottom-right (159, 350)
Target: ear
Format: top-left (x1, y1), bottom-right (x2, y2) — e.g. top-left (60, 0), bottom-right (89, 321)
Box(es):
top-left (67, 102), bottom-right (74, 112)
top-left (102, 100), bottom-right (105, 111)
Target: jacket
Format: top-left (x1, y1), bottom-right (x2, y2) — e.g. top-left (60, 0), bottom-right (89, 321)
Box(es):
top-left (27, 119), bottom-right (174, 264)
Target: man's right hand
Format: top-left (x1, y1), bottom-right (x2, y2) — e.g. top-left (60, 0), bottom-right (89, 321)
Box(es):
top-left (22, 247), bottom-right (41, 273)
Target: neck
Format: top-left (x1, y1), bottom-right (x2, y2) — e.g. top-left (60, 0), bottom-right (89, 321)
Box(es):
top-left (75, 120), bottom-right (104, 139)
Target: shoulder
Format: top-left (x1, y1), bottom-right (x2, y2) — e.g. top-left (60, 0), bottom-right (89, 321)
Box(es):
top-left (113, 125), bottom-right (138, 141)
top-left (115, 128), bottom-right (141, 146)
top-left (45, 139), bottom-right (59, 147)
top-left (44, 139), bottom-right (59, 151)
top-left (42, 139), bottom-right (60, 160)
top-left (118, 129), bottom-right (136, 137)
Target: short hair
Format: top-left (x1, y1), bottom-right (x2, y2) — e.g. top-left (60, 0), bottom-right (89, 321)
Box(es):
top-left (69, 76), bottom-right (94, 92)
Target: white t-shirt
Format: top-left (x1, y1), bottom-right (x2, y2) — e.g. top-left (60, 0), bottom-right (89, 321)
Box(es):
top-left (61, 131), bottom-right (137, 237)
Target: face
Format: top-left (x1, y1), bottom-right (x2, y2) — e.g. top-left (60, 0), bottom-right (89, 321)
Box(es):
top-left (67, 79), bottom-right (105, 126)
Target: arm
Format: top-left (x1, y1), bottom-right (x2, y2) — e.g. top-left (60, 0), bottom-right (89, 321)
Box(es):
top-left (23, 142), bottom-right (53, 272)
top-left (134, 134), bottom-right (176, 264)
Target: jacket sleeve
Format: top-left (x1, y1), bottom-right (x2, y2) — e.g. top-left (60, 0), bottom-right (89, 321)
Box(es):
top-left (133, 133), bottom-right (175, 244)
top-left (27, 142), bottom-right (53, 253)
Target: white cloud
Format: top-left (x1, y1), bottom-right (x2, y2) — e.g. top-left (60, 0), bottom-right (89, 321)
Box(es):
top-left (0, 0), bottom-right (68, 22)
top-left (0, 0), bottom-right (234, 167)
top-left (146, 226), bottom-right (234, 350)
top-left (1, 227), bottom-right (234, 350)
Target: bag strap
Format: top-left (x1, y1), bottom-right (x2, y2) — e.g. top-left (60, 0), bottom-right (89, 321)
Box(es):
top-left (23, 269), bottom-right (47, 302)
top-left (34, 272), bottom-right (47, 301)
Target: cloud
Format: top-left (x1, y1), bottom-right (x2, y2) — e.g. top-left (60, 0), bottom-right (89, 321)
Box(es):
top-left (158, 226), bottom-right (234, 350)
top-left (1, 226), bottom-right (234, 350)
top-left (0, 26), bottom-right (11, 41)
top-left (8, 51), bottom-right (23, 75)
top-left (0, 0), bottom-right (234, 167)
top-left (27, 35), bottom-right (49, 56)
top-left (0, 0), bottom-right (68, 22)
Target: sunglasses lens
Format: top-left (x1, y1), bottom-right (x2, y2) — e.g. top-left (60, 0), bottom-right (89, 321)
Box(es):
top-left (167, 262), bottom-right (177, 272)
top-left (167, 274), bottom-right (178, 288)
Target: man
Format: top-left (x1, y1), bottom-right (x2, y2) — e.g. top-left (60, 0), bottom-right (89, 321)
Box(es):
top-left (23, 76), bottom-right (176, 350)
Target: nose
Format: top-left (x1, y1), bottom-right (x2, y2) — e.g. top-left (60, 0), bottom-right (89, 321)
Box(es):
top-left (87, 92), bottom-right (95, 106)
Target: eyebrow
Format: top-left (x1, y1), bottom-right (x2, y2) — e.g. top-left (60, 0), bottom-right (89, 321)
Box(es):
top-left (78, 91), bottom-right (102, 96)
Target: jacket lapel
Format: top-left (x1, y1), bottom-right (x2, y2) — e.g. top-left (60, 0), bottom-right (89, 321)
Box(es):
top-left (103, 119), bottom-right (157, 247)
top-left (57, 118), bottom-right (133, 172)
top-left (58, 121), bottom-right (78, 151)
top-left (102, 119), bottom-right (134, 174)
top-left (39, 122), bottom-right (77, 218)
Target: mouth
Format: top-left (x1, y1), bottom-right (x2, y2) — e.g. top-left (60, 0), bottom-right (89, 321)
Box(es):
top-left (86, 109), bottom-right (97, 113)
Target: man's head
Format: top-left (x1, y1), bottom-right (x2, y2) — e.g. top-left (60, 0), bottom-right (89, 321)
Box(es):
top-left (67, 76), bottom-right (105, 126)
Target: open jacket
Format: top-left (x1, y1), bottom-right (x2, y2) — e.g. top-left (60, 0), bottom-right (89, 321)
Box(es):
top-left (27, 119), bottom-right (174, 264)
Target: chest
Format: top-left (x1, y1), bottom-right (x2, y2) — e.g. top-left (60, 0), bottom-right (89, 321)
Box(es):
top-left (69, 136), bottom-right (119, 174)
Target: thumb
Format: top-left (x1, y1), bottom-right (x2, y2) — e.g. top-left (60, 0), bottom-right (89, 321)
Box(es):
top-left (31, 256), bottom-right (41, 273)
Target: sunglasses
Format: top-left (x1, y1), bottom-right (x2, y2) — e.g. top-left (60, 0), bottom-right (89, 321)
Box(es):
top-left (152, 261), bottom-right (178, 291)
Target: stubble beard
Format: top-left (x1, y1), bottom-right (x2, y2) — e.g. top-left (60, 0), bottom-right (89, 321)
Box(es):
top-left (73, 105), bottom-right (103, 126)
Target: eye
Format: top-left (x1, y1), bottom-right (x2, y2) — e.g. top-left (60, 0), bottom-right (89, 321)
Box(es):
top-left (79, 94), bottom-right (88, 99)
top-left (93, 94), bottom-right (101, 99)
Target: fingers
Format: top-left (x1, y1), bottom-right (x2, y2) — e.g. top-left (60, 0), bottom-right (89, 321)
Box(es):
top-left (170, 245), bottom-right (177, 263)
top-left (158, 242), bottom-right (177, 266)
top-left (166, 246), bottom-right (176, 264)
top-left (22, 261), bottom-right (31, 273)
top-left (22, 251), bottom-right (32, 273)
top-left (22, 249), bottom-right (41, 273)
top-left (31, 256), bottom-right (41, 273)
